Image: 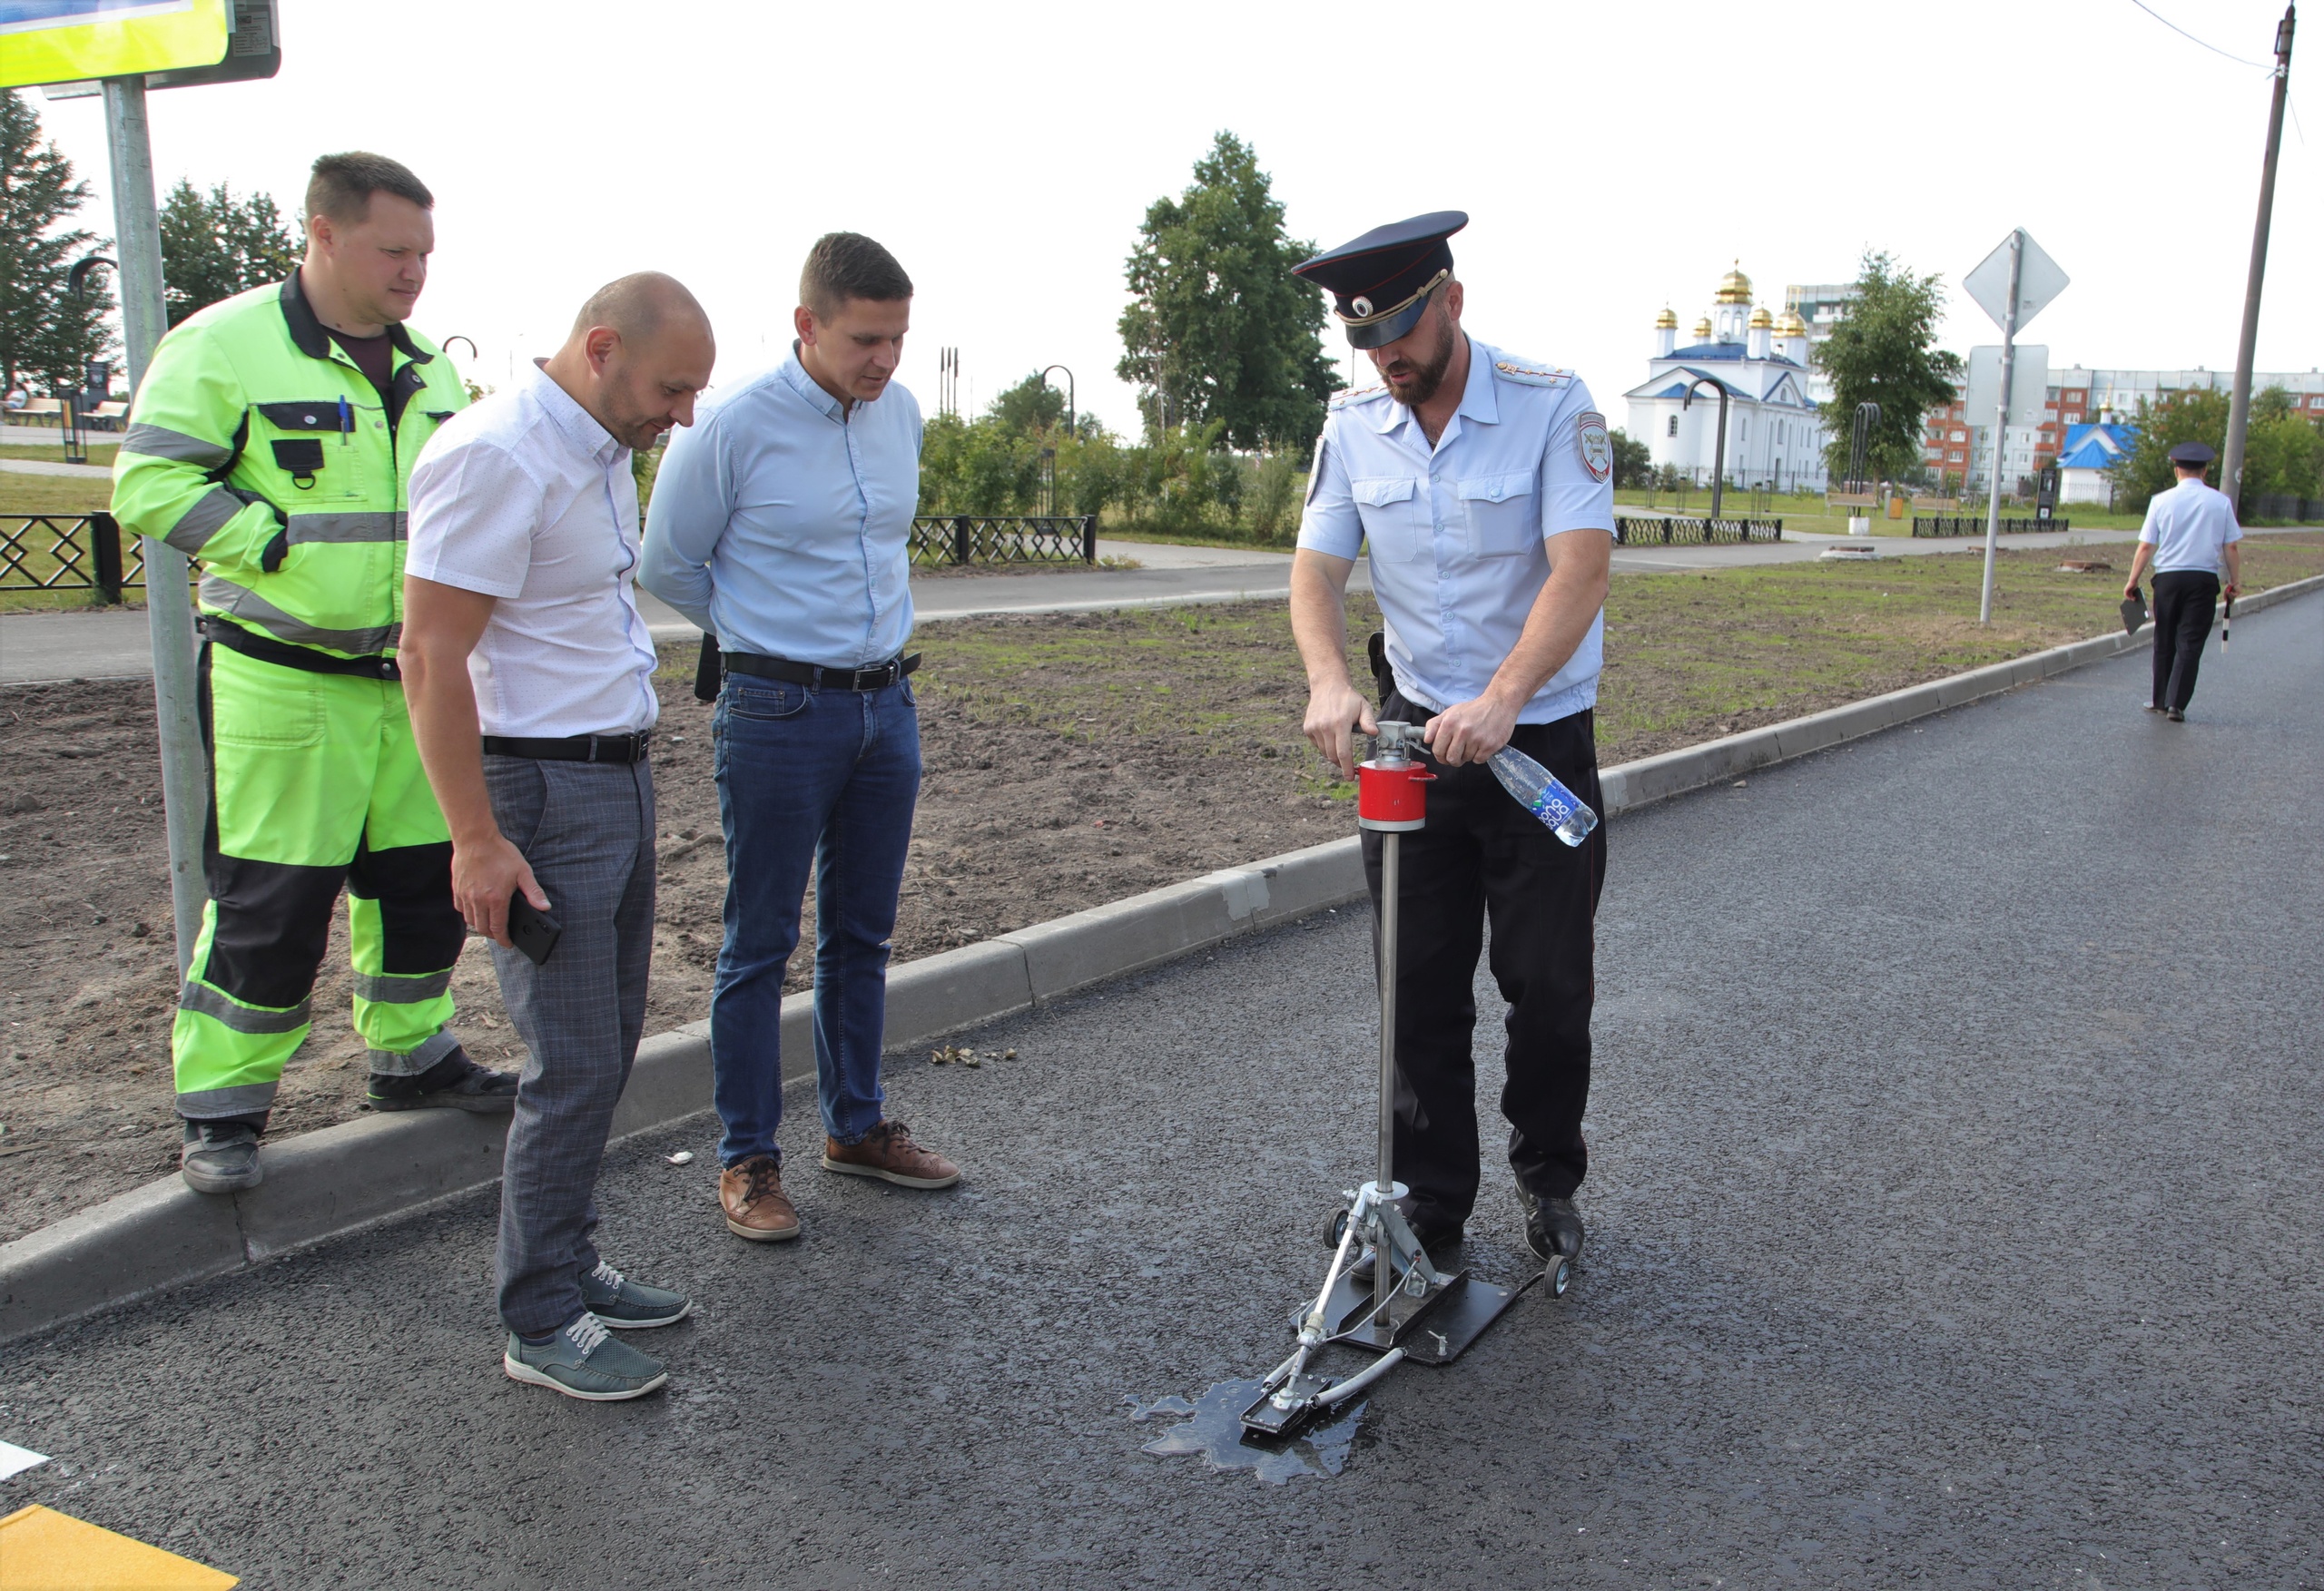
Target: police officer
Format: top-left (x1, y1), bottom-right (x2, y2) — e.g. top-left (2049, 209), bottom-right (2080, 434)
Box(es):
top-left (2123, 441), bottom-right (2243, 722)
top-left (113, 152), bottom-right (516, 1195)
top-left (1288, 212), bottom-right (1613, 1266)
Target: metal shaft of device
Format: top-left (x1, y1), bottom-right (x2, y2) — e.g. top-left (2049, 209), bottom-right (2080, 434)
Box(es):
top-left (104, 75), bottom-right (207, 975)
top-left (1978, 230), bottom-right (2023, 625)
top-left (1374, 827), bottom-right (1401, 1321)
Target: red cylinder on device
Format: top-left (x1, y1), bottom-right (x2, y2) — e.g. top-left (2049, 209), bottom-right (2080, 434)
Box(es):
top-left (1357, 757), bottom-right (1433, 832)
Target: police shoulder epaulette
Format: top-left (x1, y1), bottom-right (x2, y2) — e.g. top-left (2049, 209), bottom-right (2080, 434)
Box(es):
top-left (1492, 359), bottom-right (1572, 388)
top-left (1330, 383), bottom-right (1389, 410)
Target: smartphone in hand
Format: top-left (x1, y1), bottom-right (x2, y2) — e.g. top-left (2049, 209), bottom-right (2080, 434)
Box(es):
top-left (507, 893), bottom-right (563, 966)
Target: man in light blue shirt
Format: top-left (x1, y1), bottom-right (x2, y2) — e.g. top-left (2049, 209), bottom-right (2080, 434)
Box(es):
top-left (641, 233), bottom-right (960, 1245)
top-left (1289, 212), bottom-right (1614, 1272)
top-left (2122, 440), bottom-right (2242, 721)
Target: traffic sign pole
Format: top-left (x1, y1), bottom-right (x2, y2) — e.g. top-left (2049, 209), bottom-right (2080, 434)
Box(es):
top-left (1978, 231), bottom-right (2023, 625)
top-left (103, 75), bottom-right (208, 975)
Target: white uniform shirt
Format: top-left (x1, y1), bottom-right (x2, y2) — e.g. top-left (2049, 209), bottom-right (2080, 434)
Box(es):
top-left (2139, 476), bottom-right (2242, 575)
top-left (406, 362), bottom-right (660, 738)
top-left (1296, 338), bottom-right (1615, 722)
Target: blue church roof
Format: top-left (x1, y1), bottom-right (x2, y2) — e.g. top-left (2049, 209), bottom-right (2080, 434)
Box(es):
top-left (1662, 342), bottom-right (1805, 369)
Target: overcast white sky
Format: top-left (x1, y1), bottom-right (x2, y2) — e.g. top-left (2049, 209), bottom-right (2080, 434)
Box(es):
top-left (22, 0), bottom-right (2320, 428)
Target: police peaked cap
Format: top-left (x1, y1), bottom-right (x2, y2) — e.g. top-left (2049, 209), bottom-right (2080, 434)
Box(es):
top-left (1294, 211), bottom-right (1468, 349)
top-left (2167, 441), bottom-right (2216, 466)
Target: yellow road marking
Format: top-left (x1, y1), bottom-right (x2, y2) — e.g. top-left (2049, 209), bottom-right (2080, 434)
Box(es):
top-left (0, 1506), bottom-right (236, 1589)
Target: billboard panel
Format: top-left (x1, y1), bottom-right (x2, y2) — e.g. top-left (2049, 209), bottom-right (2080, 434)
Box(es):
top-left (0, 0), bottom-right (230, 90)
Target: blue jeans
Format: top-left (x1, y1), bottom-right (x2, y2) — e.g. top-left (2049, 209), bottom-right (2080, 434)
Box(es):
top-left (711, 673), bottom-right (921, 1166)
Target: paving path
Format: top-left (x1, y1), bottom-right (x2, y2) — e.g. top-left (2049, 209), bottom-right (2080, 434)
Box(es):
top-left (5, 591), bottom-right (2318, 1586)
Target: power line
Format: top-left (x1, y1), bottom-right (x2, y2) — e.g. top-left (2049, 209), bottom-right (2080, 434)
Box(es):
top-left (2126, 0), bottom-right (2272, 69)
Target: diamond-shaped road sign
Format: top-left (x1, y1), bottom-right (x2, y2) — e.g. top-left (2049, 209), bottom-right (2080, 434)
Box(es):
top-left (1965, 230), bottom-right (2069, 332)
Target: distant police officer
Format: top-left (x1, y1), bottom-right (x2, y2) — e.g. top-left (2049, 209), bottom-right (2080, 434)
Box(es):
top-left (2123, 441), bottom-right (2242, 722)
top-left (1287, 212), bottom-right (1613, 1266)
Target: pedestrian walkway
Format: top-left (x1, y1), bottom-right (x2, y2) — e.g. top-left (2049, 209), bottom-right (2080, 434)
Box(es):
top-left (4, 590), bottom-right (2315, 1585)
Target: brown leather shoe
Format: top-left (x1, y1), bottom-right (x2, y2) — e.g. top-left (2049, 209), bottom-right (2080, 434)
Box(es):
top-left (820, 1120), bottom-right (960, 1189)
top-left (718, 1154), bottom-right (801, 1242)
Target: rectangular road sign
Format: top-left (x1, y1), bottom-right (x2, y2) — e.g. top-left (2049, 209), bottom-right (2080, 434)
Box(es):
top-left (0, 0), bottom-right (229, 90)
top-left (1964, 344), bottom-right (2050, 427)
top-left (1965, 230), bottom-right (2069, 333)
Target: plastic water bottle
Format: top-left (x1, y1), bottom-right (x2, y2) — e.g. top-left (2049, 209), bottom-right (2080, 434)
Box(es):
top-left (1486, 745), bottom-right (1600, 847)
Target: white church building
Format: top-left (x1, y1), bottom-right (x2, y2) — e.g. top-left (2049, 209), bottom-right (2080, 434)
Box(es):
top-left (1622, 265), bottom-right (1827, 491)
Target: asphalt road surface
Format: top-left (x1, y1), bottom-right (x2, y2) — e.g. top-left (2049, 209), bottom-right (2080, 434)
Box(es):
top-left (5, 594), bottom-right (2319, 1588)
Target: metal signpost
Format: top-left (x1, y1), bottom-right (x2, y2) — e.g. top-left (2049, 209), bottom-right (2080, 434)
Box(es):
top-left (4, 0), bottom-right (281, 973)
top-left (2221, 5), bottom-right (2296, 511)
top-left (1962, 229), bottom-right (2069, 624)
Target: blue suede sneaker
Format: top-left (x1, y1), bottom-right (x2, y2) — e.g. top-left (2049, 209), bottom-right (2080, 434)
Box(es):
top-left (503, 1313), bottom-right (668, 1401)
top-left (579, 1260), bottom-right (692, 1329)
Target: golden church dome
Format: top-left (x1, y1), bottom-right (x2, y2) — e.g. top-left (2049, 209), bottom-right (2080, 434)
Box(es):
top-left (1714, 261), bottom-right (1752, 304)
top-left (1692, 316), bottom-right (1713, 340)
top-left (1748, 305), bottom-right (1773, 329)
top-left (1655, 306), bottom-right (1678, 329)
top-left (1774, 309), bottom-right (1807, 339)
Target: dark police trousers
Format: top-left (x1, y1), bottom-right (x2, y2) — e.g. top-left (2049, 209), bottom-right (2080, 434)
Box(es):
top-left (2151, 570), bottom-right (2221, 712)
top-left (1362, 687), bottom-right (1609, 1225)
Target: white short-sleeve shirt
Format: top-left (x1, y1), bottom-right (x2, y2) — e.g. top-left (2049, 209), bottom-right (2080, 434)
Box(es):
top-left (1295, 337), bottom-right (1616, 722)
top-left (2139, 476), bottom-right (2242, 575)
top-left (406, 363), bottom-right (660, 738)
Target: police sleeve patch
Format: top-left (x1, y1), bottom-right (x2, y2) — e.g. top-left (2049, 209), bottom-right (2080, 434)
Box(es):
top-left (1576, 411), bottom-right (1612, 482)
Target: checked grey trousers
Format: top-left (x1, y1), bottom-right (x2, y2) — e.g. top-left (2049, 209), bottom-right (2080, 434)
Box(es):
top-left (483, 753), bottom-right (655, 1338)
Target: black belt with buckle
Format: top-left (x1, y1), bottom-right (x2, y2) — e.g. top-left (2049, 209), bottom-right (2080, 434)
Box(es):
top-left (721, 651), bottom-right (921, 691)
top-left (480, 731), bottom-right (654, 763)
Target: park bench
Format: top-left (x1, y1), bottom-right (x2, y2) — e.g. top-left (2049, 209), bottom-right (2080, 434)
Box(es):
top-left (14, 398), bottom-right (64, 427)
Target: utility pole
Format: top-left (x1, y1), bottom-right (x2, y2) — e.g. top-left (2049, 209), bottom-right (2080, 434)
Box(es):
top-left (2221, 2), bottom-right (2296, 512)
top-left (1978, 231), bottom-right (2024, 625)
top-left (103, 76), bottom-right (207, 976)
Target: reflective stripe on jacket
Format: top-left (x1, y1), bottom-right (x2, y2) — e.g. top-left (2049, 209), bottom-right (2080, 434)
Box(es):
top-left (112, 273), bottom-right (469, 659)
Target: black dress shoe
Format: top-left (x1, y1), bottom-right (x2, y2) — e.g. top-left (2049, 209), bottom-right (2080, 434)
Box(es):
top-left (1516, 1185), bottom-right (1585, 1262)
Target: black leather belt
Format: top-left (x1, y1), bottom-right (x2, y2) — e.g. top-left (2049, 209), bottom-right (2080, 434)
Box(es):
top-left (200, 614), bottom-right (399, 680)
top-left (721, 651), bottom-right (921, 691)
top-left (481, 731), bottom-right (653, 763)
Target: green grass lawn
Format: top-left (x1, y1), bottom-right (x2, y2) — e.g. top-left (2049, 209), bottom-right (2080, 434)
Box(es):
top-left (1, 443), bottom-right (117, 469)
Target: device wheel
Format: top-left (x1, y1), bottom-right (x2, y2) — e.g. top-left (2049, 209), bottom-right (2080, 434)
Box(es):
top-left (1323, 1207), bottom-right (1351, 1249)
top-left (1545, 1257), bottom-right (1571, 1297)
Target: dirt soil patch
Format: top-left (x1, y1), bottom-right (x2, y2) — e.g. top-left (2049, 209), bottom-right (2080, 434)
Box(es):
top-left (3, 537), bottom-right (2319, 1241)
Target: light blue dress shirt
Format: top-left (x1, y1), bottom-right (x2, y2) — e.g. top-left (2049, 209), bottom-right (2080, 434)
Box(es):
top-left (1296, 337), bottom-right (1615, 723)
top-left (639, 350), bottom-right (923, 669)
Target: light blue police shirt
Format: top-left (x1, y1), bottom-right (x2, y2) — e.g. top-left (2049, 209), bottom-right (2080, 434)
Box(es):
top-left (639, 349), bottom-right (922, 669)
top-left (1295, 337), bottom-right (1616, 723)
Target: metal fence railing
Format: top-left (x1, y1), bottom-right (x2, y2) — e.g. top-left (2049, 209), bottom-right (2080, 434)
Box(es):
top-left (1911, 516), bottom-right (2069, 538)
top-left (909, 514), bottom-right (1097, 566)
top-left (1611, 516), bottom-right (1783, 545)
top-left (1, 513), bottom-right (147, 601)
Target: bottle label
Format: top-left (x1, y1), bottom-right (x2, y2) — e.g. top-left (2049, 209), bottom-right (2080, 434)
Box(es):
top-left (1529, 781), bottom-right (1578, 826)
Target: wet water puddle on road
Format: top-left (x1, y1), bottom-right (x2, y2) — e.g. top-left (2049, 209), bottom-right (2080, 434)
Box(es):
top-left (1128, 1379), bottom-right (1372, 1484)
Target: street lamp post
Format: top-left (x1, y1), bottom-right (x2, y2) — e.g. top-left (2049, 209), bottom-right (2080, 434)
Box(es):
top-left (1039, 364), bottom-right (1076, 438)
top-left (1680, 374), bottom-right (1734, 522)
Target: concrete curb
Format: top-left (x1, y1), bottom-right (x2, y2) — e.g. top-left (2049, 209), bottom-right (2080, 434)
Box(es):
top-left (6, 576), bottom-right (2317, 1342)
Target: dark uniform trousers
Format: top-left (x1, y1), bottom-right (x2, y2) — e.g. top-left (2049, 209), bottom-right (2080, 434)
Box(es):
top-left (1364, 683), bottom-right (1609, 1225)
top-left (2150, 570), bottom-right (2220, 712)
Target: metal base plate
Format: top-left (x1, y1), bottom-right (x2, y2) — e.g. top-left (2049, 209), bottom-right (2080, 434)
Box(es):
top-left (1319, 1267), bottom-right (1538, 1365)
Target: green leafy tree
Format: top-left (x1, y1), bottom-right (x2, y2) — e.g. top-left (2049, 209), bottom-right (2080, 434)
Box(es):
top-left (987, 371), bottom-right (1068, 436)
top-left (1118, 132), bottom-right (1337, 453)
top-left (2113, 386), bottom-right (2324, 515)
top-left (1812, 250), bottom-right (1965, 485)
top-left (0, 90), bottom-right (114, 395)
top-left (159, 178), bottom-right (297, 327)
top-left (1609, 427), bottom-right (1652, 489)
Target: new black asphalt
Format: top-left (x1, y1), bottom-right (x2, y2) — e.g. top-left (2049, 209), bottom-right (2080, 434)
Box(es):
top-left (5, 594), bottom-right (2319, 1588)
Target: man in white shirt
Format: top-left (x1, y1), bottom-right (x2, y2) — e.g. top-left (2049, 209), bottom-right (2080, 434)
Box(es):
top-left (401, 273), bottom-right (714, 1401)
top-left (2124, 441), bottom-right (2242, 722)
top-left (1289, 212), bottom-right (1613, 1272)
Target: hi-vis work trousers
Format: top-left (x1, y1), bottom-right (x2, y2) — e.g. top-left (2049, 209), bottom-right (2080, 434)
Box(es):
top-left (172, 643), bottom-right (466, 1123)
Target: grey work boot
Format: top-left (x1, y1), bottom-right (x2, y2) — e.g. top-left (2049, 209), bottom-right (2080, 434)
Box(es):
top-left (503, 1313), bottom-right (668, 1402)
top-left (579, 1261), bottom-right (693, 1329)
top-left (180, 1120), bottom-right (262, 1194)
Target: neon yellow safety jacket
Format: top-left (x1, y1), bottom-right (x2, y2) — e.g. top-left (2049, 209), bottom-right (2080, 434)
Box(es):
top-left (113, 273), bottom-right (468, 659)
